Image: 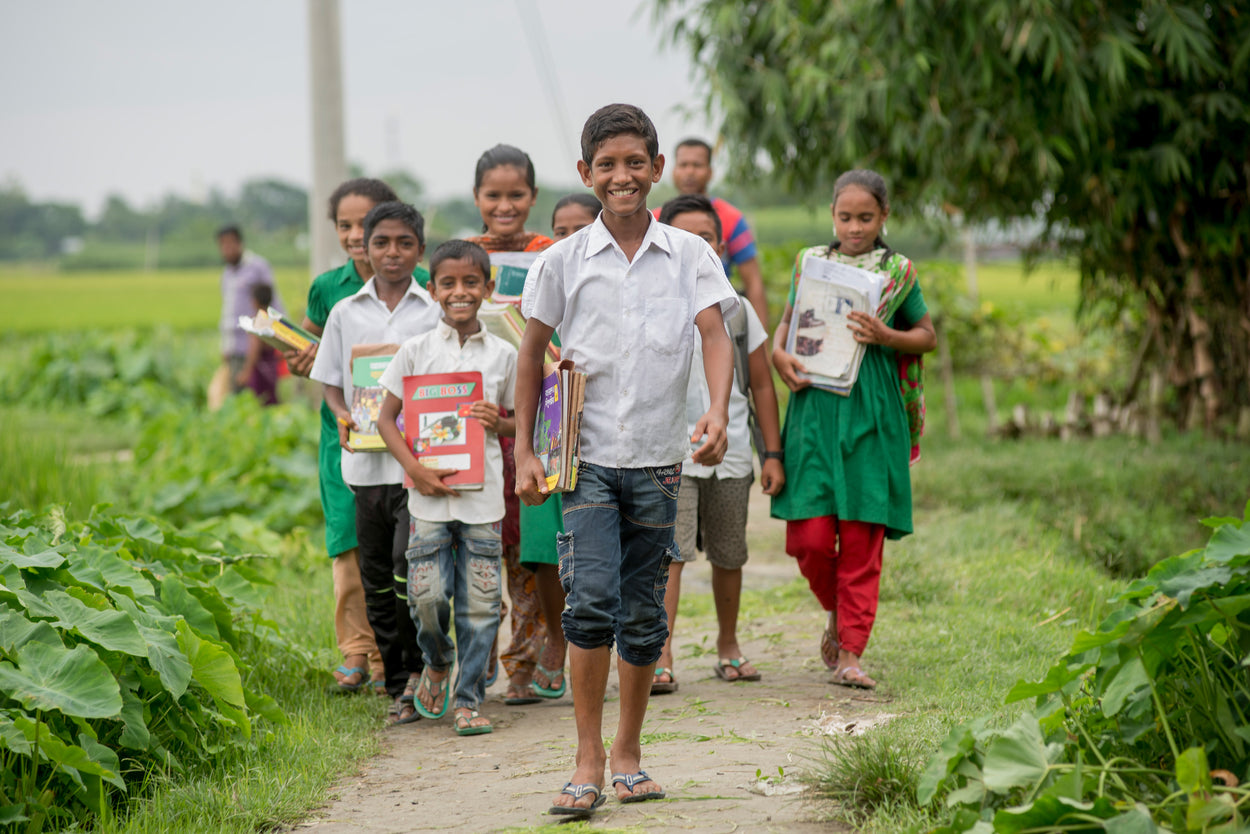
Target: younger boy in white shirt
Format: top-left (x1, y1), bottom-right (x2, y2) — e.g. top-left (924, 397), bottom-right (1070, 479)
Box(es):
top-left (515, 104), bottom-right (737, 817)
top-left (652, 194), bottom-right (786, 694)
top-left (376, 239), bottom-right (516, 736)
top-left (309, 201), bottom-right (441, 725)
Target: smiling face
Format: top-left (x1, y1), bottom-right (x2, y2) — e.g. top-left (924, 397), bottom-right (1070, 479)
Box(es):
top-left (474, 165), bottom-right (537, 238)
top-left (577, 134), bottom-right (663, 220)
top-left (430, 257), bottom-right (492, 327)
top-left (672, 144), bottom-right (713, 195)
top-left (335, 193), bottom-right (376, 271)
top-left (832, 184), bottom-right (888, 257)
top-left (366, 218), bottom-right (424, 287)
top-left (551, 202), bottom-right (598, 240)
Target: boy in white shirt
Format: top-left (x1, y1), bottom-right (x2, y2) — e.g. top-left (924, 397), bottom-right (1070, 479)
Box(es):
top-left (652, 194), bottom-right (786, 694)
top-left (515, 104), bottom-right (738, 817)
top-left (309, 202), bottom-right (441, 725)
top-left (376, 239), bottom-right (516, 736)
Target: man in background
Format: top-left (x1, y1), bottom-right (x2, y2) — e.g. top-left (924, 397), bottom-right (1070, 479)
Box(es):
top-left (216, 224), bottom-right (281, 394)
top-left (670, 139), bottom-right (769, 328)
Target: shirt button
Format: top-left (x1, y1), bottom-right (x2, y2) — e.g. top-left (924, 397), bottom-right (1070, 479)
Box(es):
top-left (622, 388), bottom-right (628, 396)
top-left (618, 424), bottom-right (625, 432)
top-left (624, 350), bottom-right (630, 357)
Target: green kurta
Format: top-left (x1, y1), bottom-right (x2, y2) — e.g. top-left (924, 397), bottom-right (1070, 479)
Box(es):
top-left (770, 249), bottom-right (927, 541)
top-left (308, 260), bottom-right (430, 557)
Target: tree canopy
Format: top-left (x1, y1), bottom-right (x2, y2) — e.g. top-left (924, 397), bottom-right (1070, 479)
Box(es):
top-left (658, 0), bottom-right (1250, 428)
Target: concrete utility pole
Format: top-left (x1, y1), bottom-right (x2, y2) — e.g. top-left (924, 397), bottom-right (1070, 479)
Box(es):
top-left (307, 0), bottom-right (348, 280)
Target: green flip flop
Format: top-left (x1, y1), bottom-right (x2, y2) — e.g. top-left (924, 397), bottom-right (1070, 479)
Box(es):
top-left (413, 667), bottom-right (451, 720)
top-left (531, 663), bottom-right (566, 699)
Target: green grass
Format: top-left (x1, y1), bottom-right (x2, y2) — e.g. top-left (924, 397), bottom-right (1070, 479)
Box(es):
top-left (0, 407), bottom-right (104, 518)
top-left (0, 267), bottom-right (314, 332)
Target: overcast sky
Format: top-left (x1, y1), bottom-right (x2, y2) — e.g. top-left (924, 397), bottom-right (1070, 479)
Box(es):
top-left (0, 0), bottom-right (716, 216)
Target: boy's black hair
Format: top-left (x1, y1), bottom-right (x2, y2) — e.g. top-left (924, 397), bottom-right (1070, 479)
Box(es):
top-left (658, 194), bottom-right (723, 243)
top-left (580, 104), bottom-right (659, 165)
top-left (429, 239), bottom-right (491, 284)
top-left (551, 193), bottom-right (602, 227)
top-left (363, 201), bottom-right (426, 248)
top-left (250, 284), bottom-right (274, 309)
top-left (216, 224), bottom-right (242, 241)
top-left (327, 178), bottom-right (399, 222)
top-left (674, 137), bottom-right (713, 162)
top-left (474, 144), bottom-right (537, 192)
top-left (831, 169), bottom-right (894, 267)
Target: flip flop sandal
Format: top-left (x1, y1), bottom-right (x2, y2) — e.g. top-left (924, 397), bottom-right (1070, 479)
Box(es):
top-left (611, 770), bottom-right (666, 803)
top-left (650, 667), bottom-right (678, 695)
top-left (504, 680), bottom-right (542, 706)
top-left (452, 707), bottom-right (493, 736)
top-left (713, 656), bottom-right (762, 682)
top-left (832, 665), bottom-right (877, 690)
top-left (386, 699), bottom-right (421, 726)
top-left (549, 782), bottom-right (606, 817)
top-left (368, 679), bottom-right (389, 697)
top-left (531, 663), bottom-right (567, 699)
top-left (821, 628), bottom-right (840, 670)
top-left (413, 667), bottom-right (452, 719)
top-left (330, 664), bottom-right (367, 694)
top-left (398, 672), bottom-right (422, 704)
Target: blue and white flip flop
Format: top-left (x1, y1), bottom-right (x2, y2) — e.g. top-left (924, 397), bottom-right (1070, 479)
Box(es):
top-left (549, 782), bottom-right (606, 817)
top-left (612, 770), bottom-right (666, 803)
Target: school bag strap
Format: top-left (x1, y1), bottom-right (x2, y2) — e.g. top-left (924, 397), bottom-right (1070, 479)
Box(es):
top-left (726, 293), bottom-right (766, 469)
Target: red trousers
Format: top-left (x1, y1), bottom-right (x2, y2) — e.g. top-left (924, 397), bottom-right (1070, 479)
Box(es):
top-left (785, 516), bottom-right (884, 657)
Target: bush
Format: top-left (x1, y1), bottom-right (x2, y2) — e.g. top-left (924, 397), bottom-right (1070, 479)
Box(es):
top-left (0, 504), bottom-right (304, 831)
top-left (920, 505), bottom-right (1250, 832)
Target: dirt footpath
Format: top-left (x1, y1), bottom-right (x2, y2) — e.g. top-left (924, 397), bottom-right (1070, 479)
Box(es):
top-left (295, 491), bottom-right (887, 833)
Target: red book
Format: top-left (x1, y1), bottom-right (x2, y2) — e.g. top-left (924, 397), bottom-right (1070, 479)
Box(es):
top-left (401, 371), bottom-right (486, 491)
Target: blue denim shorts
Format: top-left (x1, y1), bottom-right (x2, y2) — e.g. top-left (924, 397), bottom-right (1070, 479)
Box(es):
top-left (558, 461), bottom-right (680, 667)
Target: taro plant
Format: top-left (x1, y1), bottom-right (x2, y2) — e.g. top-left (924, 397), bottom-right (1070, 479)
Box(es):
top-left (0, 504), bottom-right (300, 831)
top-left (919, 503), bottom-right (1250, 832)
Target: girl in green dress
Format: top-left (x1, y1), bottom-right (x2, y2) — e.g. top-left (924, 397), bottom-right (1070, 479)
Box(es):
top-left (771, 170), bottom-right (936, 690)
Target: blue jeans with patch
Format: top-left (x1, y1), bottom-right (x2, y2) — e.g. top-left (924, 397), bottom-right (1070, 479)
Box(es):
top-left (558, 461), bottom-right (680, 667)
top-left (406, 518), bottom-right (503, 710)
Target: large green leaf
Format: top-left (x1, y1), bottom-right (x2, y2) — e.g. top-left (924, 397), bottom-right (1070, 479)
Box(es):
top-left (1205, 522), bottom-right (1250, 564)
top-left (1005, 661), bottom-right (1091, 703)
top-left (0, 607), bottom-right (62, 653)
top-left (159, 576), bottom-right (219, 638)
top-left (0, 642), bottom-right (121, 718)
top-left (982, 715), bottom-right (1050, 792)
top-left (1100, 655), bottom-right (1150, 717)
top-left (0, 540), bottom-right (66, 570)
top-left (1101, 804), bottom-right (1159, 833)
top-left (175, 621), bottom-right (245, 710)
top-left (10, 715), bottom-right (118, 782)
top-left (918, 719), bottom-right (981, 805)
top-left (138, 624), bottom-right (191, 697)
top-left (41, 590), bottom-right (146, 657)
top-left (994, 794), bottom-right (1118, 833)
top-left (81, 548), bottom-right (155, 599)
top-left (117, 685), bottom-right (151, 750)
top-left (1175, 746), bottom-right (1211, 793)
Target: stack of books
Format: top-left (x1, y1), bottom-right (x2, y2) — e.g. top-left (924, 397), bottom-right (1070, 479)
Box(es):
top-left (533, 360), bottom-right (586, 493)
top-left (786, 256), bottom-right (885, 394)
top-left (239, 307), bottom-right (319, 352)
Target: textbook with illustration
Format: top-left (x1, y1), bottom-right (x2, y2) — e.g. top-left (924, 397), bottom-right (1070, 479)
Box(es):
top-left (401, 371), bottom-right (485, 491)
top-left (533, 360), bottom-right (586, 493)
top-left (238, 307), bottom-right (319, 352)
top-left (478, 301), bottom-right (560, 363)
top-left (488, 251), bottom-right (538, 303)
top-left (787, 255), bottom-right (885, 394)
top-left (347, 343), bottom-right (400, 451)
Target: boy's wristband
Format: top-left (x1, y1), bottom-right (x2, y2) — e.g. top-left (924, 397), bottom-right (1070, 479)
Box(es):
top-left (762, 451), bottom-right (784, 461)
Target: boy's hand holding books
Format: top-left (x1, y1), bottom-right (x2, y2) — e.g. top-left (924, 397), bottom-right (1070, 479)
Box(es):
top-left (404, 460), bottom-right (461, 497)
top-left (335, 413), bottom-right (359, 453)
top-left (514, 451), bottom-right (550, 507)
top-left (283, 343), bottom-right (318, 377)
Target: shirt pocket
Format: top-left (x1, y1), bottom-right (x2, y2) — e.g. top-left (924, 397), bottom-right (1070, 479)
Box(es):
top-left (643, 297), bottom-right (691, 356)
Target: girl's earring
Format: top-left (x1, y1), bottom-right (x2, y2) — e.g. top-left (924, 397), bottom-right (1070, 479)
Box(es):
top-left (882, 225), bottom-right (889, 237)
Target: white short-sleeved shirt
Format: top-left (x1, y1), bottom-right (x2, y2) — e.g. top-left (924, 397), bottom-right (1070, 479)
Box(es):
top-left (378, 321), bottom-right (518, 525)
top-left (310, 277), bottom-right (441, 486)
top-left (684, 301), bottom-right (767, 479)
top-left (521, 214), bottom-right (738, 468)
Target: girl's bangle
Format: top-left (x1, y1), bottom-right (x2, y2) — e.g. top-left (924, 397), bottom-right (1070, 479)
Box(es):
top-left (762, 451), bottom-right (784, 461)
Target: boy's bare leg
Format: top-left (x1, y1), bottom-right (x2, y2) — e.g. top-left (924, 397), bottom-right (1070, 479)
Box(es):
top-left (550, 644), bottom-right (609, 811)
top-left (654, 561), bottom-right (683, 682)
top-left (610, 657), bottom-right (664, 799)
top-left (533, 565), bottom-right (566, 689)
top-left (711, 564), bottom-right (757, 678)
